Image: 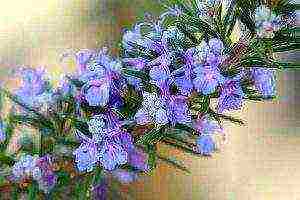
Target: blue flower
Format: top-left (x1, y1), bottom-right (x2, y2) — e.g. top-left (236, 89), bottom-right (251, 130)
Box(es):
top-left (73, 131), bottom-right (99, 172)
top-left (194, 115), bottom-right (223, 134)
top-left (111, 169), bottom-right (139, 184)
top-left (92, 178), bottom-right (108, 200)
top-left (196, 135), bottom-right (215, 156)
top-left (251, 67), bottom-right (276, 97)
top-left (82, 80), bottom-right (110, 107)
top-left (135, 92), bottom-right (168, 125)
top-left (120, 132), bottom-right (149, 171)
top-left (122, 58), bottom-right (147, 70)
top-left (166, 95), bottom-right (191, 125)
top-left (217, 79), bottom-right (245, 113)
top-left (75, 49), bottom-right (94, 74)
top-left (74, 114), bottom-right (134, 172)
top-left (11, 154), bottom-right (38, 180)
top-left (193, 65), bottom-right (224, 95)
top-left (175, 77), bottom-right (194, 96)
top-left (122, 24), bottom-right (155, 52)
top-left (98, 138), bottom-right (128, 171)
top-left (15, 67), bottom-right (49, 107)
top-left (208, 38), bottom-right (223, 55)
top-left (57, 78), bottom-right (75, 97)
top-left (0, 121), bottom-right (6, 143)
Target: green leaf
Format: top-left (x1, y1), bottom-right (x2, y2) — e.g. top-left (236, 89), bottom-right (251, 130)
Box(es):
top-left (157, 154), bottom-right (190, 174)
top-left (146, 145), bottom-right (157, 170)
top-left (136, 126), bottom-right (166, 145)
top-left (66, 76), bottom-right (85, 88)
top-left (162, 139), bottom-right (199, 156)
top-left (28, 181), bottom-right (39, 200)
top-left (209, 109), bottom-right (245, 125)
top-left (0, 153), bottom-right (15, 166)
top-left (122, 68), bottom-right (150, 81)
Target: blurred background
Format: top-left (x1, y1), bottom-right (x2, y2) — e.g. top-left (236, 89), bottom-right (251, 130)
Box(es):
top-left (0, 0), bottom-right (299, 199)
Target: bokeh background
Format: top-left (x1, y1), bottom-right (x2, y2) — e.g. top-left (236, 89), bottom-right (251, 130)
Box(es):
top-left (0, 0), bottom-right (299, 199)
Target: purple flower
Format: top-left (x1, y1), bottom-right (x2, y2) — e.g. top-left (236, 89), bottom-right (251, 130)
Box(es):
top-left (217, 79), bottom-right (245, 113)
top-left (0, 121), bottom-right (6, 143)
top-left (74, 113), bottom-right (136, 172)
top-left (166, 95), bottom-right (191, 125)
top-left (120, 132), bottom-right (149, 171)
top-left (251, 67), bottom-right (276, 97)
top-left (175, 77), bottom-right (194, 96)
top-left (75, 48), bottom-right (124, 108)
top-left (135, 92), bottom-right (168, 125)
top-left (122, 24), bottom-right (155, 52)
top-left (194, 115), bottom-right (223, 134)
top-left (149, 63), bottom-right (173, 93)
top-left (34, 156), bottom-right (57, 193)
top-left (193, 65), bottom-right (224, 95)
top-left (82, 80), bottom-right (110, 107)
top-left (15, 67), bottom-right (49, 107)
top-left (196, 135), bottom-right (215, 156)
top-left (11, 155), bottom-right (38, 180)
top-left (57, 78), bottom-right (75, 96)
top-left (92, 178), bottom-right (108, 200)
top-left (98, 136), bottom-right (128, 171)
top-left (122, 58), bottom-right (147, 70)
top-left (206, 52), bottom-right (222, 67)
top-left (208, 38), bottom-right (223, 55)
top-left (75, 49), bottom-right (94, 74)
top-left (111, 169), bottom-right (139, 184)
top-left (73, 131), bottom-right (100, 172)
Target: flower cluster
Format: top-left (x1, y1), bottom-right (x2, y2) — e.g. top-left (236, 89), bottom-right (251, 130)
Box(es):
top-left (11, 155), bottom-right (57, 193)
top-left (15, 67), bottom-right (52, 109)
top-left (0, 1), bottom-right (297, 198)
top-left (255, 5), bottom-right (295, 38)
top-left (73, 113), bottom-right (148, 173)
top-left (74, 47), bottom-right (124, 108)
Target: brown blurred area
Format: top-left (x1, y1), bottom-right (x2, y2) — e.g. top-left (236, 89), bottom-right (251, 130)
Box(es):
top-left (0, 1), bottom-right (299, 199)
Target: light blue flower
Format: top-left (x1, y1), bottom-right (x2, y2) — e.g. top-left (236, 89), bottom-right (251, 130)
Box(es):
top-left (217, 78), bottom-right (245, 113)
top-left (193, 65), bottom-right (224, 95)
top-left (196, 135), bottom-right (216, 156)
top-left (73, 131), bottom-right (99, 172)
top-left (194, 115), bottom-right (223, 134)
top-left (98, 139), bottom-right (128, 171)
top-left (111, 169), bottom-right (139, 184)
top-left (251, 67), bottom-right (276, 97)
top-left (0, 121), bottom-right (6, 143)
top-left (82, 80), bottom-right (110, 107)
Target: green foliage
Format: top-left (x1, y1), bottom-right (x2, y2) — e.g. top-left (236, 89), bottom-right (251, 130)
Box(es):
top-left (157, 154), bottom-right (190, 173)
